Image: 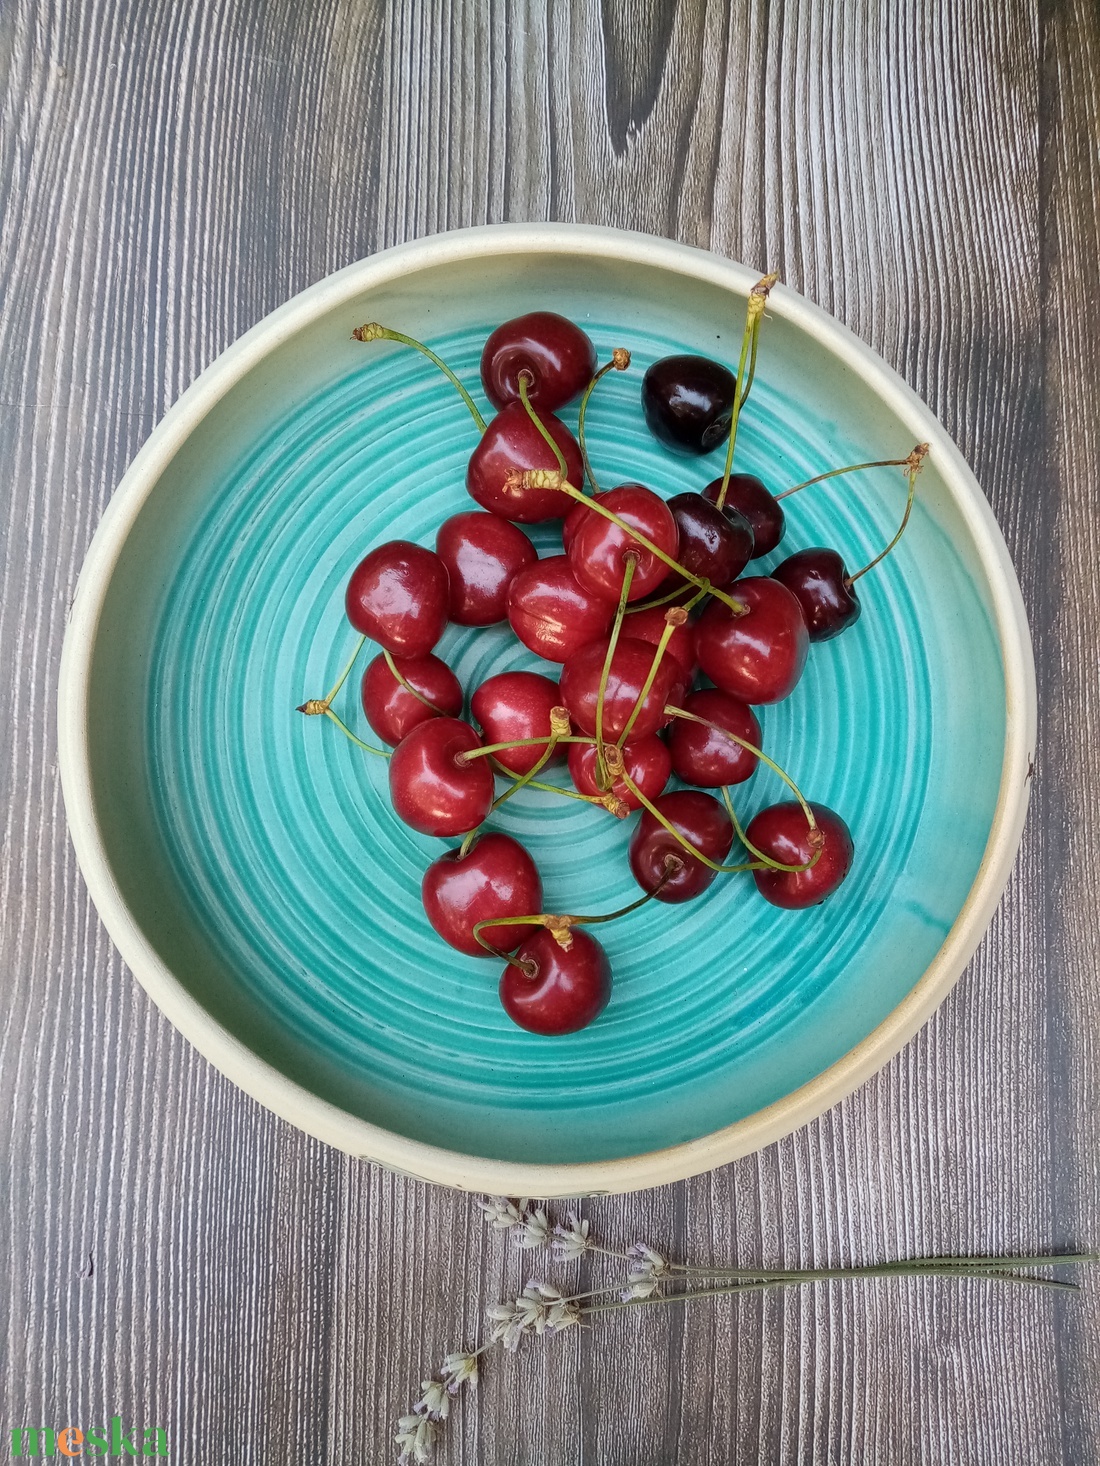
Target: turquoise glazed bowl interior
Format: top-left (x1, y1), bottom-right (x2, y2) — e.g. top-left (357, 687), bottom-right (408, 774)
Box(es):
top-left (61, 227), bottom-right (1033, 1194)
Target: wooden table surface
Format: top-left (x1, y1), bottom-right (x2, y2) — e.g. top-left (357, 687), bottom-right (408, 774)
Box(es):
top-left (3, 2), bottom-right (1099, 1461)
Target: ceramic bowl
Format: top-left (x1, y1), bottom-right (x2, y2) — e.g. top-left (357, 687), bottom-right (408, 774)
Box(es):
top-left (58, 224), bottom-right (1035, 1196)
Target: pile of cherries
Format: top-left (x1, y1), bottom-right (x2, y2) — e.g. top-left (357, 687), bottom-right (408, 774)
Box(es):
top-left (301, 292), bottom-right (925, 1037)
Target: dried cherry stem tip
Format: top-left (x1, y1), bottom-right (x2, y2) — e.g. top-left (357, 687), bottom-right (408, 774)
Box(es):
top-left (297, 699), bottom-right (328, 716)
top-left (505, 469), bottom-right (747, 616)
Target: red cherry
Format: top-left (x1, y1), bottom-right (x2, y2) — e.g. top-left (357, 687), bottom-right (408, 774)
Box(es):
top-left (641, 356), bottom-right (737, 454)
top-left (500, 927), bottom-right (612, 1035)
top-left (694, 577), bottom-right (809, 704)
top-left (666, 491), bottom-right (754, 587)
top-left (480, 312), bottom-right (597, 412)
top-left (746, 802), bottom-right (854, 908)
top-left (466, 402), bottom-right (583, 522)
top-left (435, 512), bottom-right (537, 626)
top-left (567, 735), bottom-right (671, 811)
top-left (470, 671), bottom-right (567, 776)
top-left (565, 484), bottom-right (679, 603)
top-left (771, 547), bottom-right (861, 641)
top-left (703, 475), bottom-right (785, 558)
top-left (667, 688), bottom-right (761, 787)
top-left (360, 652), bottom-right (463, 747)
top-left (422, 833), bottom-right (542, 957)
top-left (623, 603), bottom-right (698, 683)
top-left (559, 635), bottom-right (685, 742)
top-left (387, 718), bottom-right (495, 837)
top-left (345, 541), bottom-right (450, 657)
top-left (628, 790), bottom-right (734, 903)
top-left (506, 555), bottom-right (613, 663)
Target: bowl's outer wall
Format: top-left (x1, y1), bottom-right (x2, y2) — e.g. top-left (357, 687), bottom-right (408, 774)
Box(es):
top-left (60, 225), bottom-right (1036, 1194)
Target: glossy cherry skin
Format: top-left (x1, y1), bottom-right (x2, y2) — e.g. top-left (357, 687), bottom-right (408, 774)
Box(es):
top-left (435, 511), bottom-right (537, 626)
top-left (746, 801), bottom-right (854, 908)
top-left (480, 312), bottom-right (597, 412)
top-left (666, 492), bottom-right (754, 587)
top-left (667, 688), bottom-right (761, 787)
top-left (500, 927), bottom-right (612, 1035)
top-left (559, 635), bottom-right (685, 742)
top-left (506, 555), bottom-right (613, 663)
top-left (467, 402), bottom-right (583, 522)
top-left (567, 735), bottom-right (672, 812)
top-left (622, 603), bottom-right (697, 683)
top-left (771, 547), bottom-right (861, 641)
top-left (566, 484), bottom-right (679, 603)
top-left (641, 355), bottom-right (737, 454)
top-left (387, 718), bottom-right (495, 837)
top-left (703, 474), bottom-right (785, 558)
top-left (629, 790), bottom-right (734, 903)
top-left (694, 578), bottom-right (809, 704)
top-left (470, 671), bottom-right (567, 777)
top-left (360, 652), bottom-right (463, 747)
top-left (345, 541), bottom-right (450, 657)
top-left (422, 832), bottom-right (542, 957)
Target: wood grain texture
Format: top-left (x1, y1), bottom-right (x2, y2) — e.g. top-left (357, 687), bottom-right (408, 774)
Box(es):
top-left (1, 0), bottom-right (1097, 1461)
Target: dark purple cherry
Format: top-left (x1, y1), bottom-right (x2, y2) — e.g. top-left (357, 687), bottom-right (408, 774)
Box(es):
top-left (667, 688), bottom-right (761, 787)
top-left (666, 491), bottom-right (754, 587)
top-left (466, 402), bottom-right (583, 522)
top-left (360, 652), bottom-right (463, 746)
top-left (694, 577), bottom-right (809, 704)
top-left (481, 312), bottom-right (597, 412)
top-left (566, 484), bottom-right (679, 603)
top-left (641, 355), bottom-right (737, 455)
top-left (703, 474), bottom-right (785, 558)
top-left (435, 511), bottom-right (537, 626)
top-left (628, 790), bottom-right (734, 903)
top-left (388, 718), bottom-right (495, 837)
top-left (771, 547), bottom-right (861, 641)
top-left (470, 671), bottom-right (567, 777)
top-left (506, 555), bottom-right (613, 663)
top-left (500, 927), bottom-right (612, 1035)
top-left (345, 541), bottom-right (450, 657)
top-left (559, 635), bottom-right (685, 742)
top-left (422, 833), bottom-right (542, 957)
top-left (746, 802), bottom-right (854, 908)
top-left (567, 735), bottom-right (672, 812)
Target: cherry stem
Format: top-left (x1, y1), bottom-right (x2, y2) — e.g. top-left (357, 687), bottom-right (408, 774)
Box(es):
top-left (296, 632), bottom-right (367, 716)
top-left (472, 867), bottom-right (674, 960)
top-left (618, 769), bottom-right (761, 874)
top-left (846, 444), bottom-right (929, 585)
top-left (720, 785), bottom-right (819, 874)
top-left (738, 313), bottom-right (762, 410)
top-left (507, 471), bottom-right (747, 617)
top-left (664, 705), bottom-right (819, 836)
top-left (351, 324), bottom-right (487, 432)
top-left (460, 733), bottom-right (595, 761)
top-left (615, 605), bottom-right (692, 750)
top-left (382, 647), bottom-right (445, 712)
top-left (577, 348), bottom-right (631, 495)
top-left (775, 454), bottom-right (915, 502)
top-left (596, 556), bottom-right (637, 787)
top-left (488, 709), bottom-right (572, 815)
top-left (517, 371), bottom-right (567, 475)
top-left (626, 579), bottom-right (709, 615)
top-left (715, 272), bottom-right (778, 512)
top-left (320, 708), bottom-right (389, 759)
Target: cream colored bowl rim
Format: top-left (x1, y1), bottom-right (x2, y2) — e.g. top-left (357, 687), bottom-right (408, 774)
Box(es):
top-left (57, 223), bottom-right (1036, 1197)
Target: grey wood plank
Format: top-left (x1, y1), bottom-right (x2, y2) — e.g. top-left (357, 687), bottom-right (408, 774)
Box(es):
top-left (1, 0), bottom-right (1097, 1463)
